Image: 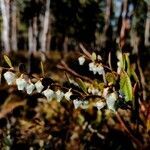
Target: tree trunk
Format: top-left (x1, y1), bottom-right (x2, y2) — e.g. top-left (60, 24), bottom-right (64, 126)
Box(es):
top-left (104, 0), bottom-right (112, 32)
top-left (40, 0), bottom-right (51, 52)
top-left (11, 0), bottom-right (17, 52)
top-left (28, 21), bottom-right (34, 53)
top-left (119, 0), bottom-right (128, 48)
top-left (0, 0), bottom-right (10, 53)
top-left (33, 17), bottom-right (37, 52)
top-left (145, 5), bottom-right (150, 47)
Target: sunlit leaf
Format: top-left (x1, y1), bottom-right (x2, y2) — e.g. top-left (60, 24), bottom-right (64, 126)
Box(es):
top-left (3, 137), bottom-right (12, 146)
top-left (106, 72), bottom-right (117, 85)
top-left (3, 55), bottom-right (13, 68)
top-left (120, 71), bottom-right (133, 101)
top-left (125, 53), bottom-right (131, 76)
top-left (91, 52), bottom-right (96, 61)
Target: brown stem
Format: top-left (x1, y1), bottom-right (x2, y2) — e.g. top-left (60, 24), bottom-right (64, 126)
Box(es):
top-left (57, 60), bottom-right (93, 83)
top-left (51, 83), bottom-right (85, 97)
top-left (79, 43), bottom-right (92, 59)
top-left (115, 111), bottom-right (143, 148)
top-left (137, 58), bottom-right (146, 101)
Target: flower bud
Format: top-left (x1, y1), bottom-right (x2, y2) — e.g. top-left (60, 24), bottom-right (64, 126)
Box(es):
top-left (64, 89), bottom-right (72, 101)
top-left (78, 56), bottom-right (85, 65)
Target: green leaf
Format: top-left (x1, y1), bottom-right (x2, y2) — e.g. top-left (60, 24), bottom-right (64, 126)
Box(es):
top-left (40, 61), bottom-right (44, 77)
top-left (124, 53), bottom-right (131, 76)
top-left (76, 78), bottom-right (87, 93)
top-left (3, 137), bottom-right (12, 146)
top-left (131, 67), bottom-right (139, 84)
top-left (106, 72), bottom-right (117, 85)
top-left (3, 55), bottom-right (13, 68)
top-left (120, 71), bottom-right (133, 101)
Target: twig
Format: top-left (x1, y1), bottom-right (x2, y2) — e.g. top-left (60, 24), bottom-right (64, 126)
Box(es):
top-left (79, 43), bottom-right (92, 59)
top-left (108, 52), bottom-right (112, 70)
top-left (115, 111), bottom-right (143, 148)
top-left (137, 58), bottom-right (146, 101)
top-left (51, 83), bottom-right (85, 97)
top-left (57, 60), bottom-right (93, 83)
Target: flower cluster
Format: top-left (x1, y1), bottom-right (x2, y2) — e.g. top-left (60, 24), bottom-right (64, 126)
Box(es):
top-left (95, 87), bottom-right (118, 111)
top-left (2, 49), bottom-right (131, 112)
top-left (3, 71), bottom-right (89, 109)
top-left (89, 62), bottom-right (104, 75)
top-left (78, 54), bottom-right (104, 75)
top-left (88, 87), bottom-right (101, 96)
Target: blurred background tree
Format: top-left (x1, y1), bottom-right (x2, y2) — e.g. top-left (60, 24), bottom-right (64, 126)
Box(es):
top-left (0, 0), bottom-right (149, 53)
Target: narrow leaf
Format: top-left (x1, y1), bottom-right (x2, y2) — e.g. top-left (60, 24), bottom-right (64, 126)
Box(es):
top-left (125, 53), bottom-right (131, 76)
top-left (40, 61), bottom-right (44, 77)
top-left (76, 78), bottom-right (87, 93)
top-left (120, 71), bottom-right (133, 101)
top-left (91, 52), bottom-right (97, 61)
top-left (3, 55), bottom-right (13, 68)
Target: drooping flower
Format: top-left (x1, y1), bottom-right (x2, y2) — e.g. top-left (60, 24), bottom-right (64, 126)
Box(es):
top-left (81, 101), bottom-right (89, 109)
top-left (4, 71), bottom-right (16, 85)
top-left (26, 83), bottom-right (35, 94)
top-left (97, 55), bottom-right (102, 60)
top-left (64, 89), bottom-right (72, 101)
top-left (89, 62), bottom-right (94, 71)
top-left (55, 90), bottom-right (64, 102)
top-left (73, 99), bottom-right (82, 109)
top-left (95, 101), bottom-right (106, 110)
top-left (35, 80), bottom-right (44, 93)
top-left (16, 77), bottom-right (27, 91)
top-left (97, 65), bottom-right (104, 75)
top-left (106, 92), bottom-right (117, 111)
top-left (103, 87), bottom-right (109, 98)
top-left (89, 62), bottom-right (104, 75)
top-left (78, 56), bottom-right (85, 65)
top-left (43, 88), bottom-right (54, 101)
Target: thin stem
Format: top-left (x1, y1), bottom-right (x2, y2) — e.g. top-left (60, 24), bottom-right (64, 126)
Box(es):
top-left (115, 111), bottom-right (143, 148)
top-left (57, 60), bottom-right (93, 83)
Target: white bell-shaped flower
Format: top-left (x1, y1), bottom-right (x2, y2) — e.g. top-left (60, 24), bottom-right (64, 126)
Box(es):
top-left (81, 101), bottom-right (89, 109)
top-left (95, 101), bottom-right (106, 110)
top-left (92, 65), bottom-right (97, 74)
top-left (4, 71), bottom-right (16, 85)
top-left (55, 90), bottom-right (64, 102)
top-left (35, 80), bottom-right (44, 93)
top-left (91, 88), bottom-right (99, 95)
top-left (26, 83), bottom-right (35, 94)
top-left (106, 92), bottom-right (117, 111)
top-left (78, 56), bottom-right (85, 65)
top-left (89, 62), bottom-right (94, 71)
top-left (103, 87), bottom-right (109, 98)
top-left (97, 65), bottom-right (104, 75)
top-left (16, 77), bottom-right (27, 91)
top-left (43, 88), bottom-right (54, 101)
top-left (64, 89), bottom-right (72, 101)
top-left (97, 55), bottom-right (102, 60)
top-left (73, 99), bottom-right (82, 109)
